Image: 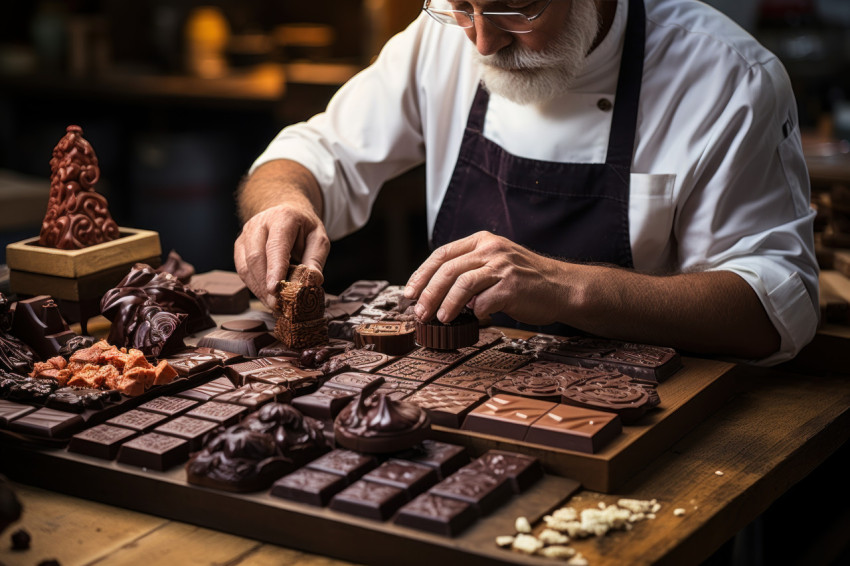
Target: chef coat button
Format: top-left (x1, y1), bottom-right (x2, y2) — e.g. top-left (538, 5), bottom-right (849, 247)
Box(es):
top-left (597, 98), bottom-right (612, 111)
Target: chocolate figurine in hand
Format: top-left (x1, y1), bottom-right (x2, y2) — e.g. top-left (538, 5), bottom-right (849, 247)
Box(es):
top-left (39, 125), bottom-right (119, 249)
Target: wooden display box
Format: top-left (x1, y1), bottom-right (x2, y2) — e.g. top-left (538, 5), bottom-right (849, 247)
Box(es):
top-left (5, 228), bottom-right (161, 301)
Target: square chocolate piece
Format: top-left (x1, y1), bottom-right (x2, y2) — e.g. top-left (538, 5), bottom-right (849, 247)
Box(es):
top-left (407, 347), bottom-right (476, 365)
top-left (117, 432), bottom-right (190, 471)
top-left (212, 383), bottom-right (289, 408)
top-left (0, 399), bottom-right (35, 425)
top-left (329, 480), bottom-right (407, 521)
top-left (197, 328), bottom-right (276, 358)
top-left (291, 386), bottom-right (356, 420)
top-left (307, 449), bottom-right (379, 482)
top-left (461, 395), bottom-right (556, 440)
top-left (428, 465), bottom-right (512, 516)
top-left (397, 440), bottom-right (470, 479)
top-left (363, 459), bottom-right (438, 498)
top-left (540, 336), bottom-right (682, 382)
top-left (471, 450), bottom-right (544, 494)
top-left (106, 409), bottom-right (169, 432)
top-left (164, 347), bottom-right (241, 377)
top-left (374, 376), bottom-right (420, 401)
top-left (394, 492), bottom-right (478, 537)
top-left (271, 468), bottom-right (348, 507)
top-left (378, 358), bottom-right (447, 383)
top-left (68, 424), bottom-right (138, 460)
top-left (525, 403), bottom-right (622, 454)
top-left (433, 366), bottom-right (503, 393)
top-left (404, 385), bottom-right (486, 428)
top-left (185, 401), bottom-right (248, 426)
top-left (137, 396), bottom-right (199, 417)
top-left (325, 372), bottom-right (385, 391)
top-left (463, 349), bottom-right (530, 373)
top-left (329, 349), bottom-right (394, 373)
top-left (154, 416), bottom-right (220, 451)
top-left (177, 376), bottom-right (236, 402)
top-left (189, 270), bottom-right (250, 314)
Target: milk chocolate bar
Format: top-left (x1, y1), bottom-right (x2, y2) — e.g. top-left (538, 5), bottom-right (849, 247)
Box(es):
top-left (540, 336), bottom-right (682, 382)
top-left (377, 358), bottom-right (447, 383)
top-left (404, 384), bottom-right (486, 428)
top-left (434, 366), bottom-right (503, 393)
top-left (561, 373), bottom-right (660, 424)
top-left (525, 404), bottom-right (622, 454)
top-left (462, 395), bottom-right (557, 440)
top-left (463, 349), bottom-right (530, 373)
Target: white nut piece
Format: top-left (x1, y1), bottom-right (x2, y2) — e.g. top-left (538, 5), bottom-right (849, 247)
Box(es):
top-left (715, 470), bottom-right (724, 476)
top-left (566, 552), bottom-right (590, 566)
top-left (512, 533), bottom-right (544, 555)
top-left (673, 508), bottom-right (686, 516)
top-left (538, 545), bottom-right (577, 559)
top-left (515, 516), bottom-right (532, 534)
top-left (538, 528), bottom-right (570, 545)
top-left (495, 535), bottom-right (515, 548)
top-left (552, 507), bottom-right (579, 521)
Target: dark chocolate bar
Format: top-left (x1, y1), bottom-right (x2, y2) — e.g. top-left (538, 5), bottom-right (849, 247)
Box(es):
top-left (68, 424), bottom-right (138, 460)
top-left (363, 459), bottom-right (438, 498)
top-left (106, 409), bottom-right (169, 432)
top-left (393, 492), bottom-right (477, 537)
top-left (271, 468), bottom-right (348, 507)
top-left (525, 403), bottom-right (622, 454)
top-left (329, 480), bottom-right (407, 521)
top-left (404, 384), bottom-right (486, 428)
top-left (117, 432), bottom-right (190, 470)
top-left (189, 270), bottom-right (250, 314)
top-left (306, 449), bottom-right (379, 482)
top-left (428, 465), bottom-right (512, 516)
top-left (154, 416), bottom-right (220, 451)
top-left (540, 336), bottom-right (682, 382)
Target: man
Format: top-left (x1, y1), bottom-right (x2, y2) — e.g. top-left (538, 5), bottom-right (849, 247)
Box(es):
top-left (235, 0), bottom-right (818, 365)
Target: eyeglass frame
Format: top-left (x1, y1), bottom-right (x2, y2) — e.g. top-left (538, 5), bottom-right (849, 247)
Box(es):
top-left (422, 0), bottom-right (554, 34)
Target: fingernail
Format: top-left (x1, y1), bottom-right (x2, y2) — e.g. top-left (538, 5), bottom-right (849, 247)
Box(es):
top-left (404, 285), bottom-right (414, 298)
top-left (415, 304), bottom-right (425, 318)
top-left (437, 308), bottom-right (447, 322)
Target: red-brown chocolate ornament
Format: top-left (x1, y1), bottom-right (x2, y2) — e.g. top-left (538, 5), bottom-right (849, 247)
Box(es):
top-left (39, 125), bottom-right (120, 249)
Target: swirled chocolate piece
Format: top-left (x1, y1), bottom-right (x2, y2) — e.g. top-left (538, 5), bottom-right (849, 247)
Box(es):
top-left (57, 335), bottom-right (97, 358)
top-left (274, 264), bottom-right (328, 349)
top-left (157, 250), bottom-right (195, 284)
top-left (0, 293), bottom-right (34, 374)
top-left (355, 321), bottom-right (416, 356)
top-left (488, 360), bottom-right (592, 402)
top-left (561, 372), bottom-right (660, 424)
top-left (187, 403), bottom-right (328, 492)
top-left (415, 307), bottom-right (479, 350)
top-left (100, 263), bottom-right (214, 355)
top-left (38, 125), bottom-right (120, 249)
top-left (334, 381), bottom-right (430, 453)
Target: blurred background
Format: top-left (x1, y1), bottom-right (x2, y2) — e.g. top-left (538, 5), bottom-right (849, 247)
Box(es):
top-left (0, 0), bottom-right (849, 294)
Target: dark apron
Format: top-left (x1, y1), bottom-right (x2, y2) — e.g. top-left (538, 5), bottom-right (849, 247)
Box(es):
top-left (430, 0), bottom-right (645, 335)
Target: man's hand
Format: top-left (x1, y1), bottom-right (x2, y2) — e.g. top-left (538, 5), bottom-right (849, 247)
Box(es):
top-left (404, 231), bottom-right (568, 325)
top-left (234, 160), bottom-right (330, 309)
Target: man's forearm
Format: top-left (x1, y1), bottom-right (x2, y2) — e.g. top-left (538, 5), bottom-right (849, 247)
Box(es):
top-left (561, 265), bottom-right (781, 359)
top-left (237, 159), bottom-right (324, 223)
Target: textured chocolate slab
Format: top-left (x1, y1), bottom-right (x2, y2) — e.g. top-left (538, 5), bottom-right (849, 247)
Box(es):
top-left (408, 347), bottom-right (477, 365)
top-left (325, 372), bottom-right (385, 391)
top-left (472, 450), bottom-right (544, 494)
top-left (396, 440), bottom-right (470, 479)
top-left (525, 404), bottom-right (622, 454)
top-left (338, 280), bottom-right (389, 302)
top-left (197, 329), bottom-right (276, 357)
top-left (375, 376), bottom-right (420, 401)
top-left (404, 385), bottom-right (486, 428)
top-left (137, 396), bottom-right (199, 417)
top-left (562, 373), bottom-right (660, 424)
top-left (116, 432), bottom-right (189, 470)
top-left (106, 409), bottom-right (169, 432)
top-left (164, 348), bottom-right (239, 377)
top-left (363, 459), bottom-right (438, 498)
top-left (306, 449), bottom-right (379, 482)
top-left (433, 367), bottom-right (503, 393)
top-left (185, 401), bottom-right (247, 426)
top-left (8, 407), bottom-right (84, 438)
top-left (189, 270), bottom-right (250, 314)
top-left (154, 416), bottom-right (219, 451)
top-left (462, 395), bottom-right (556, 440)
top-left (212, 383), bottom-right (289, 408)
top-left (291, 386), bottom-right (356, 420)
top-left (463, 350), bottom-right (530, 373)
top-left (326, 349), bottom-right (393, 373)
top-left (226, 357), bottom-right (321, 387)
top-left (0, 399), bottom-right (35, 425)
top-left (324, 299), bottom-right (364, 320)
top-left (177, 376), bottom-right (236, 402)
top-left (329, 480), bottom-right (407, 521)
top-left (271, 468), bottom-right (348, 507)
top-left (540, 336), bottom-right (682, 382)
top-left (68, 423), bottom-right (137, 460)
top-left (377, 358), bottom-right (447, 383)
top-left (428, 465), bottom-right (512, 516)
top-left (472, 328), bottom-right (505, 349)
top-left (394, 492), bottom-right (478, 537)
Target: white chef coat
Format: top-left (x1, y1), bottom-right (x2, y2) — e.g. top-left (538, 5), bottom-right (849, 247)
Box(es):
top-left (252, 0), bottom-right (819, 365)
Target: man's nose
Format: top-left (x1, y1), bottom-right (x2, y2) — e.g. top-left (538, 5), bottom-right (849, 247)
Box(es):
top-left (464, 15), bottom-right (513, 56)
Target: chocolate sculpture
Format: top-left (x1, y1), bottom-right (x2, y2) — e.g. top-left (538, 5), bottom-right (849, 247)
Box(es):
top-left (274, 265), bottom-right (328, 349)
top-left (38, 125), bottom-right (119, 249)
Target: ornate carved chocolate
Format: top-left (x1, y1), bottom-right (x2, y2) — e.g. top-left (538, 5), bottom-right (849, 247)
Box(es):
top-left (0, 294), bottom-right (35, 374)
top-left (38, 125), bottom-right (119, 249)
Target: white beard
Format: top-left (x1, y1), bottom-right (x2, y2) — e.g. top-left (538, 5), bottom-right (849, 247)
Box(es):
top-left (473, 0), bottom-right (601, 105)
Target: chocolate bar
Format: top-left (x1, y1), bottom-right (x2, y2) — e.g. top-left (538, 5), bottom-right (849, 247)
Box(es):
top-left (212, 383), bottom-right (290, 408)
top-left (374, 376), bottom-right (420, 400)
top-left (404, 384), bottom-right (487, 428)
top-left (185, 401), bottom-right (248, 426)
top-left (321, 349), bottom-right (393, 373)
top-left (363, 459), bottom-right (438, 498)
top-left (561, 373), bottom-right (660, 424)
top-left (408, 346), bottom-right (476, 365)
top-left (471, 450), bottom-right (543, 494)
top-left (7, 406), bottom-right (83, 438)
top-left (393, 492), bottom-right (477, 536)
top-left (137, 396), bottom-right (198, 417)
top-left (338, 280), bottom-right (389, 302)
top-left (395, 440), bottom-right (469, 479)
top-left (271, 468), bottom-right (348, 506)
top-left (377, 358), bottom-right (447, 383)
top-left (68, 424), bottom-right (138, 460)
top-left (463, 349), bottom-right (530, 373)
top-left (106, 409), bottom-right (169, 432)
top-left (0, 399), bottom-right (35, 425)
top-left (177, 376), bottom-right (236, 402)
top-left (291, 386), bottom-right (356, 420)
top-left (154, 416), bottom-right (219, 451)
top-left (461, 395), bottom-right (557, 440)
top-left (226, 358), bottom-right (321, 389)
top-left (434, 366), bottom-right (503, 393)
top-left (196, 327), bottom-right (275, 358)
top-left (329, 480), bottom-right (407, 521)
top-left (163, 347), bottom-right (242, 377)
top-left (189, 270), bottom-right (250, 314)
top-left (428, 464), bottom-right (513, 516)
top-left (306, 449), bottom-right (379, 482)
top-left (525, 404), bottom-right (622, 454)
top-left (540, 336), bottom-right (682, 382)
top-left (117, 432), bottom-right (189, 471)
top-left (0, 293), bottom-right (34, 374)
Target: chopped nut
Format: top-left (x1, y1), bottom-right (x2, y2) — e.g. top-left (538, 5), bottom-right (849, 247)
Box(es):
top-left (495, 535), bottom-right (515, 548)
top-left (598, 501), bottom-right (607, 510)
top-left (651, 503), bottom-right (662, 513)
top-left (715, 470), bottom-right (724, 476)
top-left (628, 512), bottom-right (646, 522)
top-left (566, 552), bottom-right (590, 566)
top-left (539, 545), bottom-right (577, 559)
top-left (673, 508), bottom-right (686, 516)
top-left (647, 513), bottom-right (656, 520)
top-left (538, 528), bottom-right (570, 545)
top-left (512, 533), bottom-right (544, 555)
top-left (515, 516), bottom-right (532, 534)
top-left (551, 507), bottom-right (578, 521)
top-left (617, 498), bottom-right (654, 514)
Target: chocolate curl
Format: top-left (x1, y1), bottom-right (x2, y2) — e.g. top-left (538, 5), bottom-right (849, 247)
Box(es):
top-left (39, 125), bottom-right (119, 249)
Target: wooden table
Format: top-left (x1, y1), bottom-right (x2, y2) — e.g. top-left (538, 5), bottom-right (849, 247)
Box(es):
top-left (1, 337), bottom-right (847, 566)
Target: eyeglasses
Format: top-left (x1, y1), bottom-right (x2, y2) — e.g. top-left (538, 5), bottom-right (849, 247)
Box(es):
top-left (423, 0), bottom-right (553, 34)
